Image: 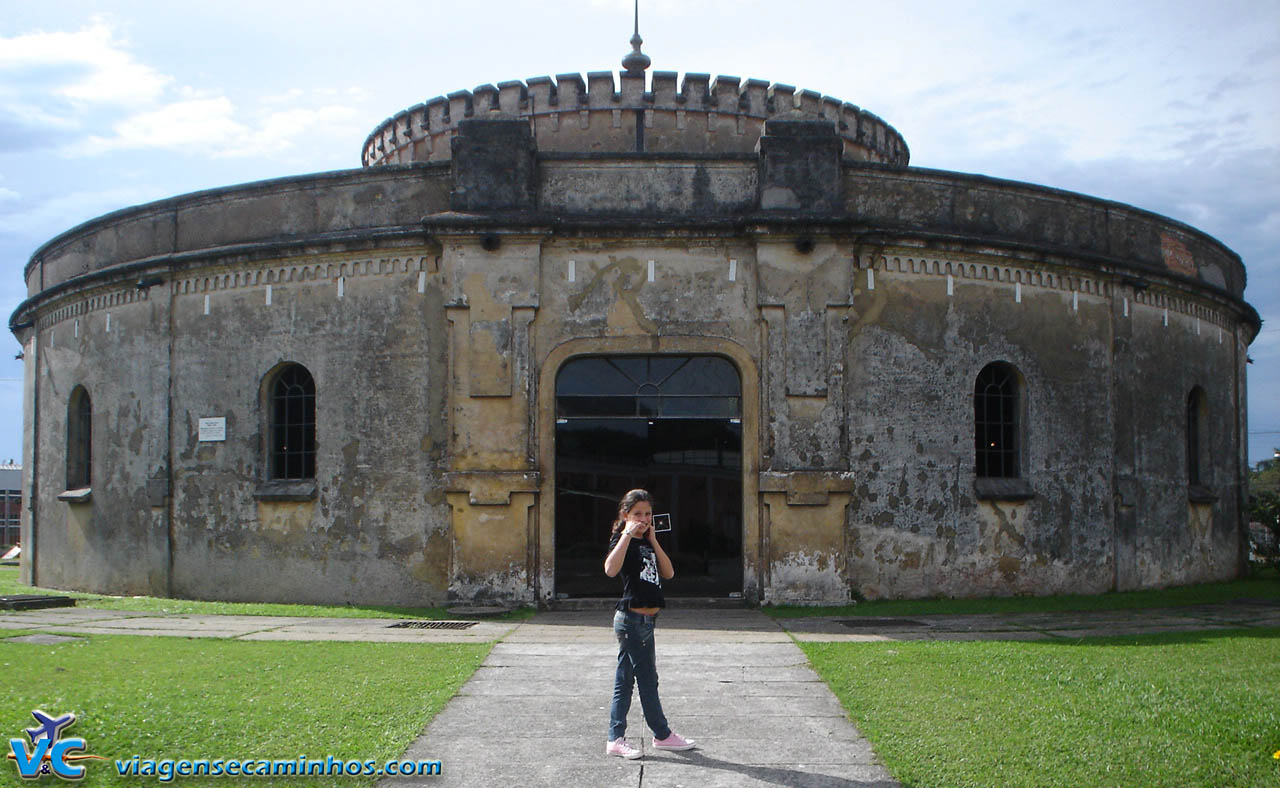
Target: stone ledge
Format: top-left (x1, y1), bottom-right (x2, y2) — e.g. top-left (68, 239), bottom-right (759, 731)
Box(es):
top-left (253, 480), bottom-right (317, 502)
top-left (1188, 484), bottom-right (1219, 504)
top-left (973, 477), bottom-right (1035, 501)
top-left (759, 471), bottom-right (855, 506)
top-left (445, 471), bottom-right (540, 506)
top-left (56, 488), bottom-right (92, 504)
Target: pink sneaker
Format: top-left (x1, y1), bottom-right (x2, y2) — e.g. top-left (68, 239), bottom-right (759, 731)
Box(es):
top-left (652, 732), bottom-right (696, 751)
top-left (606, 738), bottom-right (642, 759)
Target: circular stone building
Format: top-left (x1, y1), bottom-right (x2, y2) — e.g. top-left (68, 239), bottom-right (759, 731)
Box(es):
top-left (9, 49), bottom-right (1261, 607)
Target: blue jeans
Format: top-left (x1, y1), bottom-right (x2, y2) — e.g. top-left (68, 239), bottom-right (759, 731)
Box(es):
top-left (609, 609), bottom-right (671, 741)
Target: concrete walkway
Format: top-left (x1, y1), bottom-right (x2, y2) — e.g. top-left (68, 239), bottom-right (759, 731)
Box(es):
top-left (382, 609), bottom-right (900, 788)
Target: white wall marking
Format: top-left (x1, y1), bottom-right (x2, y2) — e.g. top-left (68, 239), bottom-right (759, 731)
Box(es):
top-left (266, 285), bottom-right (273, 306)
top-left (728, 259), bottom-right (737, 282)
top-left (568, 260), bottom-right (576, 282)
top-left (647, 259), bottom-right (655, 282)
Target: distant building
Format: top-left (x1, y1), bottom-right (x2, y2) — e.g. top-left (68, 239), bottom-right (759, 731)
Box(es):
top-left (8, 34), bottom-right (1261, 606)
top-left (0, 463), bottom-right (19, 548)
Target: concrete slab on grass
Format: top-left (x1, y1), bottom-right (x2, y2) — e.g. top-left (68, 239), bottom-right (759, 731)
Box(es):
top-left (6, 633), bottom-right (84, 645)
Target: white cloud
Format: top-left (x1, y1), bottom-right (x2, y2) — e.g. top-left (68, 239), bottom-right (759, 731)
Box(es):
top-left (82, 98), bottom-right (363, 159)
top-left (87, 96), bottom-right (247, 153)
top-left (0, 18), bottom-right (171, 107)
top-left (238, 105), bottom-right (361, 156)
top-left (1, 18), bottom-right (364, 161)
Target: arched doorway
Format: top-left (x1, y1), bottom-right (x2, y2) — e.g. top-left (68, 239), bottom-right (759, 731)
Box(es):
top-left (554, 355), bottom-right (743, 598)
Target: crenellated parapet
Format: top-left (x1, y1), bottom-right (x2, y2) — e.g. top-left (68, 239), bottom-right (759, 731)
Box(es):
top-left (361, 70), bottom-right (909, 167)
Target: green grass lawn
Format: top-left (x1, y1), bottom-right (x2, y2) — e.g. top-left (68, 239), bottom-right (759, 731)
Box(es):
top-left (803, 628), bottom-right (1280, 788)
top-left (768, 568), bottom-right (1280, 618)
top-left (0, 629), bottom-right (488, 786)
top-left (0, 565), bottom-right (532, 621)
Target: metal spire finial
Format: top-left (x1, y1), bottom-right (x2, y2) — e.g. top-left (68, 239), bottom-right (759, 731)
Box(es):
top-left (622, 0), bottom-right (651, 75)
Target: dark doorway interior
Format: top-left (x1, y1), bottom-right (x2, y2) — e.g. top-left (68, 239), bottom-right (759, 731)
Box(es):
top-left (554, 356), bottom-right (743, 598)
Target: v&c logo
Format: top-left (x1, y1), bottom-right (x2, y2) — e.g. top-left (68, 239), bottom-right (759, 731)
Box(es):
top-left (7, 710), bottom-right (105, 781)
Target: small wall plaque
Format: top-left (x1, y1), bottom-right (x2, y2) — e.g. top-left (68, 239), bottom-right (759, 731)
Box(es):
top-left (198, 417), bottom-right (227, 442)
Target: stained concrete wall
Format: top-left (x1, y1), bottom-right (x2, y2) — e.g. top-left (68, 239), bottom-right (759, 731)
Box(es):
top-left (165, 250), bottom-right (451, 605)
top-left (26, 289), bottom-right (170, 595)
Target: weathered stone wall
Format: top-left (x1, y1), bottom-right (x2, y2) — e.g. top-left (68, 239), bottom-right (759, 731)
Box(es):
top-left (165, 250), bottom-right (451, 605)
top-left (1111, 286), bottom-right (1246, 590)
top-left (12, 114), bottom-right (1258, 606)
top-left (25, 288), bottom-right (170, 595)
top-left (844, 253), bottom-right (1116, 599)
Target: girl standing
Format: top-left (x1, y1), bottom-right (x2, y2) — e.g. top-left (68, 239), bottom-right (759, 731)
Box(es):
top-left (603, 488), bottom-right (696, 759)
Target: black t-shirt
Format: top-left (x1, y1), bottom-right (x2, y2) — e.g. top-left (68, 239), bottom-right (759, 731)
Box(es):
top-left (608, 532), bottom-right (665, 611)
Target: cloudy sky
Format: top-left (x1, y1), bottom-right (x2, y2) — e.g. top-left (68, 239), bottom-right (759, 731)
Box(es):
top-left (0, 0), bottom-right (1276, 465)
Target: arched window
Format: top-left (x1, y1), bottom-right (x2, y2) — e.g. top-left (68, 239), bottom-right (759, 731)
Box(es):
top-left (67, 386), bottom-right (92, 489)
top-left (268, 365), bottom-right (316, 480)
top-left (1186, 387), bottom-right (1206, 486)
top-left (974, 362), bottom-right (1021, 479)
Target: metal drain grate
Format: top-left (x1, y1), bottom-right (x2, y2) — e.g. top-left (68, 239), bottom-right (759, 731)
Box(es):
top-left (388, 620), bottom-right (478, 630)
top-left (837, 618), bottom-right (926, 629)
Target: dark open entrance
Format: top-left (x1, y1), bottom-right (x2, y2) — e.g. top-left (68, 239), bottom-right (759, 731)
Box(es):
top-left (554, 355), bottom-right (743, 598)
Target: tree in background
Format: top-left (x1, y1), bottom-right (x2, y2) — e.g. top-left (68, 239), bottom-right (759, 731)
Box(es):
top-left (1248, 451), bottom-right (1280, 568)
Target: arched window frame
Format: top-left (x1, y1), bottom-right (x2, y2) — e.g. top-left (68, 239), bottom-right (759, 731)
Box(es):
top-left (972, 361), bottom-right (1034, 501)
top-left (66, 386), bottom-right (92, 491)
top-left (1186, 387), bottom-right (1205, 486)
top-left (1185, 386), bottom-right (1216, 504)
top-left (974, 361), bottom-right (1022, 479)
top-left (266, 364), bottom-right (316, 482)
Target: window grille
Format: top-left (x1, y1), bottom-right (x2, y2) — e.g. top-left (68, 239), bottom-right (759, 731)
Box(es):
top-left (269, 365), bottom-right (316, 480)
top-left (556, 355), bottom-right (741, 419)
top-left (974, 363), bottom-right (1020, 478)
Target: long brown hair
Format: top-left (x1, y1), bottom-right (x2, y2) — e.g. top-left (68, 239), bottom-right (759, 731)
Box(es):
top-left (611, 488), bottom-right (654, 536)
